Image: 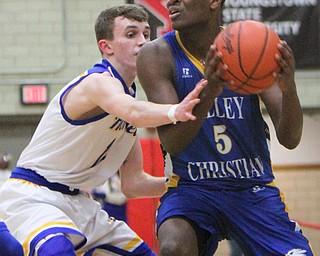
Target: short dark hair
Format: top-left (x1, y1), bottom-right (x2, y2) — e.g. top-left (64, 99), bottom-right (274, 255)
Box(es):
top-left (95, 4), bottom-right (149, 42)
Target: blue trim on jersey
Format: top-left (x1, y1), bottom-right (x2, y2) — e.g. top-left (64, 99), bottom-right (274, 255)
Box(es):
top-left (59, 59), bottom-right (136, 126)
top-left (163, 31), bottom-right (274, 189)
top-left (29, 227), bottom-right (86, 256)
top-left (100, 59), bottom-right (137, 97)
top-left (11, 167), bottom-right (80, 195)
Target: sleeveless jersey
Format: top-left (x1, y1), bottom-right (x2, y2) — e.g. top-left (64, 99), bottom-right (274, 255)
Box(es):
top-left (17, 59), bottom-right (137, 190)
top-left (164, 31), bottom-right (274, 189)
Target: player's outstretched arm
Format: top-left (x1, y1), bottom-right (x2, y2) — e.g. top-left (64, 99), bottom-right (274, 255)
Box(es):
top-left (84, 73), bottom-right (207, 128)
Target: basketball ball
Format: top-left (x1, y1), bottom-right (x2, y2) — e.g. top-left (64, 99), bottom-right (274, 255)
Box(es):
top-left (214, 20), bottom-right (281, 94)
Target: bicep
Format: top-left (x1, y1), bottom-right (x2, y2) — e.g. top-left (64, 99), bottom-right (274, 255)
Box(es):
top-left (137, 40), bottom-right (178, 105)
top-left (86, 73), bottom-right (138, 118)
top-left (137, 40), bottom-right (198, 155)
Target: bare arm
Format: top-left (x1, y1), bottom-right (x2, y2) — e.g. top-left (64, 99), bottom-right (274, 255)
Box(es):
top-left (64, 71), bottom-right (206, 128)
top-left (137, 39), bottom-right (227, 155)
top-left (260, 40), bottom-right (303, 149)
top-left (88, 73), bottom-right (208, 127)
top-left (119, 138), bottom-right (166, 199)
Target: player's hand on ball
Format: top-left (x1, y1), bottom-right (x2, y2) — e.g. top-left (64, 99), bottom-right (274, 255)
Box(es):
top-left (214, 20), bottom-right (281, 94)
top-left (204, 44), bottom-right (228, 97)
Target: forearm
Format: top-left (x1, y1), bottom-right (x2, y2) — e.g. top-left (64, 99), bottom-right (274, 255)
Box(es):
top-left (158, 83), bottom-right (221, 155)
top-left (272, 40), bottom-right (303, 149)
top-left (277, 85), bottom-right (303, 149)
top-left (124, 80), bottom-right (205, 128)
top-left (127, 101), bottom-right (175, 128)
top-left (122, 174), bottom-right (166, 199)
top-left (157, 116), bottom-right (204, 156)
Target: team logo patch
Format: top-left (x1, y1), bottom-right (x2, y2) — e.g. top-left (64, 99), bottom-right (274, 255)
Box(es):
top-left (182, 68), bottom-right (192, 78)
top-left (286, 248), bottom-right (307, 256)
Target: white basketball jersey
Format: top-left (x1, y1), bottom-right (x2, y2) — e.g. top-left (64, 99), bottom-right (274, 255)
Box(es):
top-left (17, 59), bottom-right (137, 190)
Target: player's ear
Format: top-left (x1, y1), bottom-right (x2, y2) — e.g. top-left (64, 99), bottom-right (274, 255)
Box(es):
top-left (98, 39), bottom-right (114, 55)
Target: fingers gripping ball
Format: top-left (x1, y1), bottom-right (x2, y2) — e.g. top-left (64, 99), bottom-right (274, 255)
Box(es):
top-left (214, 20), bottom-right (281, 94)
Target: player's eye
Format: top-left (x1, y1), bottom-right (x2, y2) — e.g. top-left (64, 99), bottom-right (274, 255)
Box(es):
top-left (127, 32), bottom-right (135, 38)
top-left (144, 32), bottom-right (150, 40)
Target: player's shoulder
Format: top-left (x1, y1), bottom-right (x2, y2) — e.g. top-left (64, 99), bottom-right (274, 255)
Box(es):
top-left (79, 71), bottom-right (120, 93)
top-left (140, 36), bottom-right (171, 58)
top-left (83, 71), bottom-right (113, 84)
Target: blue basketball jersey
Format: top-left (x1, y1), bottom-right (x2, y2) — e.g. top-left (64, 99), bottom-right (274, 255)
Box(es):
top-left (163, 31), bottom-right (274, 189)
top-left (158, 31), bottom-right (314, 255)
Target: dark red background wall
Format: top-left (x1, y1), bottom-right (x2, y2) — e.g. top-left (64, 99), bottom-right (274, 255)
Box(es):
top-left (126, 138), bottom-right (164, 253)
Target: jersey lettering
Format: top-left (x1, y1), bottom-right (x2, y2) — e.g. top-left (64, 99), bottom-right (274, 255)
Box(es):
top-left (91, 139), bottom-right (116, 168)
top-left (110, 118), bottom-right (137, 136)
top-left (187, 157), bottom-right (265, 180)
top-left (207, 96), bottom-right (244, 119)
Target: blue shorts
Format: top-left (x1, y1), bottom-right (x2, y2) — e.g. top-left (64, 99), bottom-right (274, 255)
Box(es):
top-left (156, 183), bottom-right (314, 256)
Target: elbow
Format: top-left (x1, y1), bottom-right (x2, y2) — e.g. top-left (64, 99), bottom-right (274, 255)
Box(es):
top-left (121, 182), bottom-right (137, 199)
top-left (158, 131), bottom-right (186, 156)
top-left (276, 123), bottom-right (303, 150)
top-left (161, 138), bottom-right (190, 156)
top-left (126, 111), bottom-right (145, 128)
top-left (159, 139), bottom-right (181, 156)
top-left (278, 134), bottom-right (302, 150)
top-left (122, 191), bottom-right (136, 200)
top-left (164, 145), bottom-right (182, 157)
top-left (280, 141), bottom-right (300, 150)
top-left (157, 124), bottom-right (198, 156)
top-left (126, 112), bottom-right (137, 127)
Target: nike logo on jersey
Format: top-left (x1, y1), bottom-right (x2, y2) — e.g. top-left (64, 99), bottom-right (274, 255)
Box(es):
top-left (252, 185), bottom-right (265, 193)
top-left (286, 248), bottom-right (307, 256)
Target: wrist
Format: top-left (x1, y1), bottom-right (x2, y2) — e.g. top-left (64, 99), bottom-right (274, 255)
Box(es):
top-left (167, 105), bottom-right (178, 124)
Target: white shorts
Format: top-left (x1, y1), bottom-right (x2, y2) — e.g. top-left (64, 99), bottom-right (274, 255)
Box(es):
top-left (0, 178), bottom-right (146, 256)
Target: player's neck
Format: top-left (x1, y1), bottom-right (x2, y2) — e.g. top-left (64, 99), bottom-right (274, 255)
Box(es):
top-left (107, 60), bottom-right (136, 88)
top-left (178, 31), bottom-right (213, 64)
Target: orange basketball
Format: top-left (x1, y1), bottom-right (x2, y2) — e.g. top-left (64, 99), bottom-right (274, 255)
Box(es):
top-left (214, 20), bottom-right (281, 94)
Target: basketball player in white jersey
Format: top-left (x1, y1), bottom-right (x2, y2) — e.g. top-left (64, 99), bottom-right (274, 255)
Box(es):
top-left (0, 4), bottom-right (207, 256)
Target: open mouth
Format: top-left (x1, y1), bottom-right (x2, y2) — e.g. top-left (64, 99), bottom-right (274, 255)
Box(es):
top-left (168, 7), bottom-right (180, 19)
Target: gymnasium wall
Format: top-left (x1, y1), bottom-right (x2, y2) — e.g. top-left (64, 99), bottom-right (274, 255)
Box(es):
top-left (0, 0), bottom-right (319, 114)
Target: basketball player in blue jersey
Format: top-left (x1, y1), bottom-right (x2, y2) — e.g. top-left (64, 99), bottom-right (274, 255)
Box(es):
top-left (0, 153), bottom-right (23, 255)
top-left (137, 0), bottom-right (314, 255)
top-left (0, 220), bottom-right (23, 256)
top-left (0, 4), bottom-right (207, 256)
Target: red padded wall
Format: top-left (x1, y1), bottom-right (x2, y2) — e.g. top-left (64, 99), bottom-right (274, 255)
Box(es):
top-left (126, 138), bottom-right (163, 253)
